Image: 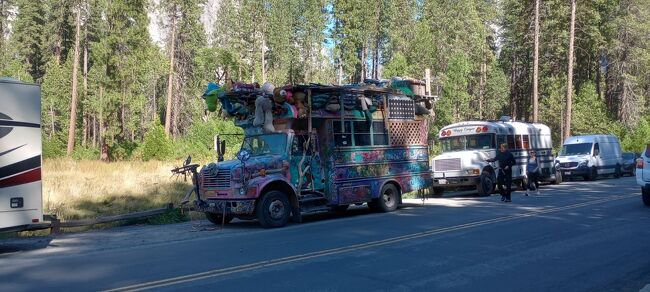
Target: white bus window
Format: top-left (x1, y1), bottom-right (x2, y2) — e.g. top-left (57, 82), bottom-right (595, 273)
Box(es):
top-left (497, 135), bottom-right (507, 147)
top-left (522, 135), bottom-right (530, 149)
top-left (507, 135), bottom-right (516, 149)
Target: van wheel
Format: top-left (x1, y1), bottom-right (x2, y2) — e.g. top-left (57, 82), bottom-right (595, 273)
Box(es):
top-left (205, 212), bottom-right (233, 225)
top-left (477, 173), bottom-right (494, 197)
top-left (256, 191), bottom-right (291, 228)
top-left (588, 167), bottom-right (598, 181)
top-left (371, 184), bottom-right (399, 212)
top-left (643, 187), bottom-right (650, 206)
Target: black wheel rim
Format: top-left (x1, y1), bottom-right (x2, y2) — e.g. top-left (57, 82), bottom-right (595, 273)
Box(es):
top-left (268, 199), bottom-right (286, 220)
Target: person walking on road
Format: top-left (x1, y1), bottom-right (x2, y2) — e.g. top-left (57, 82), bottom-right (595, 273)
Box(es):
top-left (526, 150), bottom-right (541, 196)
top-left (487, 143), bottom-right (516, 202)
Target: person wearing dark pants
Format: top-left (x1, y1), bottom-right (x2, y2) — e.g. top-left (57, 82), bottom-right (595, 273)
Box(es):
top-left (526, 150), bottom-right (540, 196)
top-left (487, 143), bottom-right (517, 202)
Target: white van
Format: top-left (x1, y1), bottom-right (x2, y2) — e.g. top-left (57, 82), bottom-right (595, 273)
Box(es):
top-left (0, 79), bottom-right (43, 232)
top-left (431, 116), bottom-right (559, 197)
top-left (635, 145), bottom-right (650, 206)
top-left (556, 135), bottom-right (623, 181)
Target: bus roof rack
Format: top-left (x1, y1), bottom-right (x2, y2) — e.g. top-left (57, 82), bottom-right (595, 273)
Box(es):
top-left (499, 116), bottom-right (514, 122)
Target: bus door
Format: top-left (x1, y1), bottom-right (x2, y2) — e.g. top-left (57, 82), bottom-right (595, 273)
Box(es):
top-left (290, 134), bottom-right (324, 191)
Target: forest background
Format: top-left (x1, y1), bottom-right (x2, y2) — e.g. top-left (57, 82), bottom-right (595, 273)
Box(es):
top-left (1, 0), bottom-right (649, 162)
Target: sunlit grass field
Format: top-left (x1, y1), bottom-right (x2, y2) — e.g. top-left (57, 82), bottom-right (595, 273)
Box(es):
top-left (42, 158), bottom-right (193, 221)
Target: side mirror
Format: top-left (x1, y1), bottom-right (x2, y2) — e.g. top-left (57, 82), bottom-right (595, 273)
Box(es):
top-left (214, 135), bottom-right (227, 162)
top-left (237, 149), bottom-right (251, 162)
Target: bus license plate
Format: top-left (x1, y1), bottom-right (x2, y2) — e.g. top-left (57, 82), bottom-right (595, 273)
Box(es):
top-left (439, 179), bottom-right (448, 185)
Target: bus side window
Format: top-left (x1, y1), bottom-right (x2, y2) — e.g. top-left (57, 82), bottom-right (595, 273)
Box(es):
top-left (519, 135), bottom-right (530, 149)
top-left (523, 135), bottom-right (530, 149)
top-left (497, 135), bottom-right (506, 148)
top-left (507, 135), bottom-right (516, 149)
top-left (333, 121), bottom-right (352, 147)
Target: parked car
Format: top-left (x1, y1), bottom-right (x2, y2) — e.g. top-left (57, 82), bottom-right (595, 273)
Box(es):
top-left (555, 135), bottom-right (623, 181)
top-left (636, 146), bottom-right (650, 206)
top-left (621, 152), bottom-right (638, 176)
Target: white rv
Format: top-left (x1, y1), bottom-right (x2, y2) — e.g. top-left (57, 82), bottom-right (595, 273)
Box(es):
top-left (0, 79), bottom-right (43, 232)
top-left (556, 134), bottom-right (623, 181)
top-left (431, 116), bottom-right (559, 196)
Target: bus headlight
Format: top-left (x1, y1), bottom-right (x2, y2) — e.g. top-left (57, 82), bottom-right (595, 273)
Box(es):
top-left (466, 168), bottom-right (480, 175)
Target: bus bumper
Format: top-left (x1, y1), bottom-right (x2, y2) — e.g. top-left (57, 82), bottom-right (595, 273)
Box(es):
top-left (433, 176), bottom-right (481, 188)
top-left (194, 199), bottom-right (256, 215)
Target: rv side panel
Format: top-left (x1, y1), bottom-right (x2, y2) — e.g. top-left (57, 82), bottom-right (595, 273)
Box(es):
top-left (0, 80), bottom-right (43, 230)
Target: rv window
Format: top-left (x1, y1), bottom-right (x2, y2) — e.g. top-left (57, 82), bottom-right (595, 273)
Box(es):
top-left (507, 135), bottom-right (516, 149)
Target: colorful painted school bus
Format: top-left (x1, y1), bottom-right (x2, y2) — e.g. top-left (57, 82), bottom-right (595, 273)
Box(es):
top-left (192, 84), bottom-right (435, 228)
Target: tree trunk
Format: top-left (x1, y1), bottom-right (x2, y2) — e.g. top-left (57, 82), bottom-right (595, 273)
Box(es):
top-left (164, 14), bottom-right (176, 136)
top-left (261, 36), bottom-right (266, 83)
top-left (564, 0), bottom-right (576, 142)
top-left (82, 18), bottom-right (89, 147)
top-left (532, 0), bottom-right (540, 123)
top-left (510, 54), bottom-right (517, 118)
top-left (66, 8), bottom-right (82, 156)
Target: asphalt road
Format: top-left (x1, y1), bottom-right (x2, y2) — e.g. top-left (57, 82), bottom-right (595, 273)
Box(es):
top-left (1, 176), bottom-right (649, 292)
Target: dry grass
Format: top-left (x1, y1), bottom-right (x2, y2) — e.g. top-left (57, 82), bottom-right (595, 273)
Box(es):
top-left (43, 158), bottom-right (193, 221)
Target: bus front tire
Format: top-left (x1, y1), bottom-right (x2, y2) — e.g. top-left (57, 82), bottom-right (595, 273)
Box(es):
top-left (432, 187), bottom-right (444, 198)
top-left (477, 173), bottom-right (494, 197)
top-left (370, 184), bottom-right (399, 212)
top-left (257, 191), bottom-right (291, 228)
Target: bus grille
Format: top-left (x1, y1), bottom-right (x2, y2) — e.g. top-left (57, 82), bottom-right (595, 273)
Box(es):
top-left (559, 162), bottom-right (578, 168)
top-left (202, 168), bottom-right (231, 189)
top-left (434, 158), bottom-right (461, 171)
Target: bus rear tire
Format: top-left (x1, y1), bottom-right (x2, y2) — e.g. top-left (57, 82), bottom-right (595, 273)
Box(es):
top-left (477, 173), bottom-right (494, 197)
top-left (553, 170), bottom-right (563, 184)
top-left (370, 184), bottom-right (399, 212)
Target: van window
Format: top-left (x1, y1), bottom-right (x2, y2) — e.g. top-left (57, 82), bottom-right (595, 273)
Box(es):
top-left (593, 143), bottom-right (600, 156)
top-left (560, 143), bottom-right (592, 156)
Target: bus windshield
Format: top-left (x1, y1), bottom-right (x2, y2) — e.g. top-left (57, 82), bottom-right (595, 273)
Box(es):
top-left (440, 134), bottom-right (495, 152)
top-left (560, 143), bottom-right (592, 156)
top-left (241, 133), bottom-right (288, 157)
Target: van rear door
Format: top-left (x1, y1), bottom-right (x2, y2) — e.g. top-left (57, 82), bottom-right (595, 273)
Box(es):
top-left (644, 146), bottom-right (650, 182)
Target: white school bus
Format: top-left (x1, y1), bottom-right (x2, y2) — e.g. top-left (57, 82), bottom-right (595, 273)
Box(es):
top-left (431, 116), bottom-right (560, 197)
top-left (0, 79), bottom-right (43, 232)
